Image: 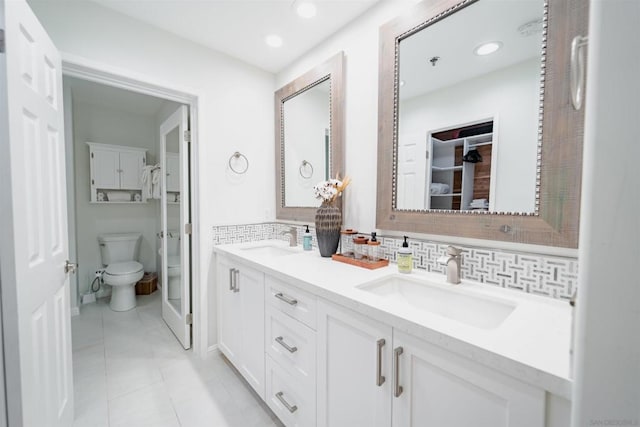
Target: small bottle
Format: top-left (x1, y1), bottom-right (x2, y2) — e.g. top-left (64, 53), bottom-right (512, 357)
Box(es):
top-left (303, 225), bottom-right (313, 251)
top-left (397, 236), bottom-right (413, 273)
top-left (367, 232), bottom-right (381, 262)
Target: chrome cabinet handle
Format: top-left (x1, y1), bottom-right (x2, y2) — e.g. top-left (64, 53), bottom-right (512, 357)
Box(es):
top-left (233, 269), bottom-right (240, 293)
top-left (275, 391), bottom-right (298, 413)
top-left (570, 34), bottom-right (589, 110)
top-left (394, 346), bottom-right (404, 397)
top-left (275, 336), bottom-right (298, 353)
top-left (229, 268), bottom-right (236, 291)
top-left (275, 292), bottom-right (298, 306)
top-left (376, 338), bottom-right (386, 386)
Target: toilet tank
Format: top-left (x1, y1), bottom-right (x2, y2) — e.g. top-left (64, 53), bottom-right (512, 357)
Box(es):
top-left (167, 230), bottom-right (180, 257)
top-left (98, 233), bottom-right (142, 265)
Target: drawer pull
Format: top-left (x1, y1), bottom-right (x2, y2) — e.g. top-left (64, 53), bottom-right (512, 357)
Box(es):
top-left (233, 269), bottom-right (240, 293)
top-left (394, 346), bottom-right (404, 398)
top-left (376, 338), bottom-right (386, 386)
top-left (275, 336), bottom-right (298, 353)
top-left (275, 292), bottom-right (298, 306)
top-left (228, 268), bottom-right (236, 291)
top-left (275, 391), bottom-right (298, 413)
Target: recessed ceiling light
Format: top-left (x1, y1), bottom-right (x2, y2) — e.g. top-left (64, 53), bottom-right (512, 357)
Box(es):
top-left (474, 41), bottom-right (503, 56)
top-left (265, 34), bottom-right (283, 48)
top-left (295, 1), bottom-right (317, 18)
top-left (400, 80), bottom-right (406, 87)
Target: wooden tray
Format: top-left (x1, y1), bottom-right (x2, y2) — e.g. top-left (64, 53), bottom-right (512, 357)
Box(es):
top-left (331, 253), bottom-right (389, 270)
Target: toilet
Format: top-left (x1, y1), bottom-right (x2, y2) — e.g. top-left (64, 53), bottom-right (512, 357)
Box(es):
top-left (98, 233), bottom-right (144, 311)
top-left (166, 231), bottom-right (181, 300)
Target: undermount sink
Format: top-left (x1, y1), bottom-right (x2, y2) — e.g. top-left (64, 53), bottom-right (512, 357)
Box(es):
top-left (357, 275), bottom-right (517, 329)
top-left (240, 243), bottom-right (300, 257)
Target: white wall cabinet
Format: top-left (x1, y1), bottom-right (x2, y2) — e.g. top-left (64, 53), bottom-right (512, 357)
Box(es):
top-left (316, 300), bottom-right (392, 427)
top-left (216, 256), bottom-right (265, 399)
top-left (87, 142), bottom-right (147, 203)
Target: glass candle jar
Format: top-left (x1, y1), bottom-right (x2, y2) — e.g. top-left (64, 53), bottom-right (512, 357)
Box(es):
top-left (353, 236), bottom-right (368, 260)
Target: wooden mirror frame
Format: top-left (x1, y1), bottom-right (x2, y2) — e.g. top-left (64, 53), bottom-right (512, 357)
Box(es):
top-left (376, 0), bottom-right (588, 248)
top-left (276, 52), bottom-right (345, 222)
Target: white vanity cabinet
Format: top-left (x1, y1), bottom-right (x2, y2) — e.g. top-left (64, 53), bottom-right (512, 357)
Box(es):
top-left (317, 299), bottom-right (547, 427)
top-left (216, 256), bottom-right (265, 399)
top-left (392, 330), bottom-right (545, 427)
top-left (87, 142), bottom-right (147, 202)
top-left (316, 300), bottom-right (392, 427)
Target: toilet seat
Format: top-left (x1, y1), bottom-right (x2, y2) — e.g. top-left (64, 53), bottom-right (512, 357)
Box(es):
top-left (167, 256), bottom-right (180, 269)
top-left (105, 261), bottom-right (143, 276)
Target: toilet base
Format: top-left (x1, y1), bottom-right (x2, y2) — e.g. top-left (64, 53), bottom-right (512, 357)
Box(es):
top-left (110, 284), bottom-right (137, 311)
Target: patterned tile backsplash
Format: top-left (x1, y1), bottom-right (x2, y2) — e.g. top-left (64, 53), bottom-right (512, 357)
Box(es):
top-left (213, 222), bottom-right (578, 301)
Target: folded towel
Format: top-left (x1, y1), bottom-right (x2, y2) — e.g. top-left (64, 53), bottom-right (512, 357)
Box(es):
top-left (151, 166), bottom-right (162, 199)
top-left (430, 183), bottom-right (450, 195)
top-left (141, 165), bottom-right (154, 201)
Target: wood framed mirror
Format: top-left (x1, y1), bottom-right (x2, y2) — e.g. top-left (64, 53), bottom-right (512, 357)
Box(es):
top-left (276, 52), bottom-right (345, 222)
top-left (376, 0), bottom-right (587, 248)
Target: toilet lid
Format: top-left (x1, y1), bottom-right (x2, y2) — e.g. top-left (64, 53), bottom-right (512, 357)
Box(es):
top-left (168, 256), bottom-right (180, 268)
top-left (105, 261), bottom-right (143, 276)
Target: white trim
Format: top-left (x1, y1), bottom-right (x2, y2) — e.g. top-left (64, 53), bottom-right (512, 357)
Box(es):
top-left (61, 53), bottom-right (206, 358)
top-left (70, 307), bottom-right (80, 317)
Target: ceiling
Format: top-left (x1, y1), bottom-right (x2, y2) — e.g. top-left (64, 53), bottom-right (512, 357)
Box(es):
top-left (399, 0), bottom-right (544, 100)
top-left (87, 0), bottom-right (381, 73)
top-left (64, 76), bottom-right (177, 115)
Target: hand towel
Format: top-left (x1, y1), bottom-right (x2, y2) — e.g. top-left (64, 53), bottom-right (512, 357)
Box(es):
top-left (151, 165), bottom-right (162, 199)
top-left (141, 165), bottom-right (154, 201)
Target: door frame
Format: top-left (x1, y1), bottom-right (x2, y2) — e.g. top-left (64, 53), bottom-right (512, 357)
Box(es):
top-left (61, 54), bottom-right (205, 357)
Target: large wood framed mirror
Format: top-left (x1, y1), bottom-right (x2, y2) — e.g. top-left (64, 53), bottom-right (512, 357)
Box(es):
top-left (377, 0), bottom-right (588, 248)
top-left (276, 52), bottom-right (345, 222)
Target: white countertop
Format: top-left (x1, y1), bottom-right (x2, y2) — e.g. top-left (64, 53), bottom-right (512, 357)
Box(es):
top-left (213, 240), bottom-right (573, 398)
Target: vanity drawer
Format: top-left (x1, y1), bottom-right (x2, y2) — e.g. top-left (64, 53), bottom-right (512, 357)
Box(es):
top-left (266, 276), bottom-right (317, 330)
top-left (266, 355), bottom-right (316, 427)
top-left (265, 306), bottom-right (316, 386)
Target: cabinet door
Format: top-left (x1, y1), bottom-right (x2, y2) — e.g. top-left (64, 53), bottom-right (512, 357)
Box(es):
top-left (91, 148), bottom-right (120, 189)
top-left (217, 258), bottom-right (241, 366)
top-left (392, 330), bottom-right (545, 427)
top-left (119, 150), bottom-right (145, 189)
top-left (165, 153), bottom-right (180, 193)
top-left (238, 265), bottom-right (266, 399)
top-left (317, 300), bottom-right (392, 427)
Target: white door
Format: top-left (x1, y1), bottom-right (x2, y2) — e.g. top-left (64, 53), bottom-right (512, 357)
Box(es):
top-left (119, 150), bottom-right (145, 190)
top-left (396, 131), bottom-right (427, 210)
top-left (317, 300), bottom-right (392, 427)
top-left (159, 105), bottom-right (191, 348)
top-left (90, 147), bottom-right (120, 189)
top-left (0, 1), bottom-right (74, 425)
top-left (392, 330), bottom-right (545, 427)
top-left (165, 152), bottom-right (180, 192)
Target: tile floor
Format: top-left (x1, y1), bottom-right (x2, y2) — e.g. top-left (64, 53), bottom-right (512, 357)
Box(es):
top-left (72, 292), bottom-right (283, 427)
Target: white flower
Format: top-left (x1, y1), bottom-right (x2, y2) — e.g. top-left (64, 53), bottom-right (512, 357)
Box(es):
top-left (313, 179), bottom-right (343, 202)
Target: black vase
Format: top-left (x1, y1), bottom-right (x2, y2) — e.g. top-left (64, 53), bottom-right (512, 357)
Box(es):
top-left (315, 201), bottom-right (342, 257)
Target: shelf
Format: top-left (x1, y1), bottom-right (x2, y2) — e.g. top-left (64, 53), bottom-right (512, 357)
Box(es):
top-left (432, 165), bottom-right (463, 172)
top-left (431, 193), bottom-right (462, 197)
top-left (468, 141), bottom-right (493, 148)
top-left (90, 201), bottom-right (147, 204)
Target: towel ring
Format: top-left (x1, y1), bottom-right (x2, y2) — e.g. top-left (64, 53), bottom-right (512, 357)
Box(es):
top-left (299, 160), bottom-right (314, 179)
top-left (229, 151), bottom-right (249, 174)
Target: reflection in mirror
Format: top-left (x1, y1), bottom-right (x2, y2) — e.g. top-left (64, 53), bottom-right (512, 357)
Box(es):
top-left (283, 78), bottom-right (331, 207)
top-left (164, 127), bottom-right (182, 315)
top-left (395, 0), bottom-right (544, 213)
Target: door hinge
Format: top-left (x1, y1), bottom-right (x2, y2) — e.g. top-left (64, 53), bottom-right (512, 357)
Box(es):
top-left (186, 313), bottom-right (193, 325)
top-left (426, 151), bottom-right (429, 159)
top-left (91, 179), bottom-right (95, 185)
top-left (185, 223), bottom-right (192, 235)
top-left (91, 152), bottom-right (94, 159)
top-left (184, 130), bottom-right (191, 142)
top-left (0, 30), bottom-right (5, 54)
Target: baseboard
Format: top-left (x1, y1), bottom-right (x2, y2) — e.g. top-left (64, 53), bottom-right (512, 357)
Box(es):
top-left (207, 344), bottom-right (220, 355)
top-left (71, 307), bottom-right (80, 317)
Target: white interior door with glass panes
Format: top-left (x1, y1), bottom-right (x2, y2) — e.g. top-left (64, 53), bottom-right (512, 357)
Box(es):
top-left (159, 105), bottom-right (192, 349)
top-left (0, 0), bottom-right (74, 425)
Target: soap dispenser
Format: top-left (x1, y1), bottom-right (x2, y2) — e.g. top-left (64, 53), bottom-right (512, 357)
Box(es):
top-left (397, 236), bottom-right (413, 273)
top-left (303, 225), bottom-right (313, 251)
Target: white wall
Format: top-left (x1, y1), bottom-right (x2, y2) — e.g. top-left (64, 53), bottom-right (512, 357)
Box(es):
top-left (29, 0), bottom-right (275, 351)
top-left (572, 0), bottom-right (640, 425)
top-left (399, 58), bottom-right (540, 212)
top-left (284, 85), bottom-right (330, 206)
top-left (71, 100), bottom-right (160, 298)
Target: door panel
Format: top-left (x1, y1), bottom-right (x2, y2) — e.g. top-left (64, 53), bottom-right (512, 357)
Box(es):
top-left (2, 0), bottom-right (74, 425)
top-left (119, 150), bottom-right (144, 190)
top-left (91, 148), bottom-right (120, 189)
top-left (159, 105), bottom-right (191, 349)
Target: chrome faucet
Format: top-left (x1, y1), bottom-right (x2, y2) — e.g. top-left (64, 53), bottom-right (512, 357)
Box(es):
top-left (437, 246), bottom-right (463, 284)
top-left (281, 226), bottom-right (298, 247)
